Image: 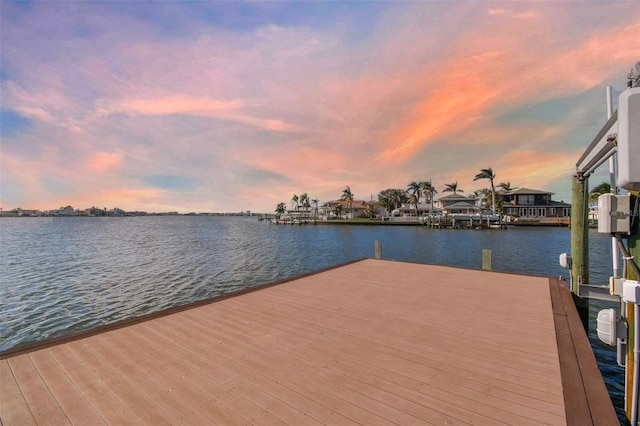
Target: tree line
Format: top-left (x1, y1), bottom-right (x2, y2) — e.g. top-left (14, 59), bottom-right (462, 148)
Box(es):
top-left (276, 167), bottom-right (519, 218)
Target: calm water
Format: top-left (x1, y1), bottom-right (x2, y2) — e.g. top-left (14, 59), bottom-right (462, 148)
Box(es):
top-left (0, 216), bottom-right (627, 420)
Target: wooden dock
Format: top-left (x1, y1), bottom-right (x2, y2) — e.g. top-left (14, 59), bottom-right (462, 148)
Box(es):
top-left (0, 259), bottom-right (617, 425)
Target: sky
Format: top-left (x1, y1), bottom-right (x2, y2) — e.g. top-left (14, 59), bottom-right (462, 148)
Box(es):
top-left (1, 1), bottom-right (638, 213)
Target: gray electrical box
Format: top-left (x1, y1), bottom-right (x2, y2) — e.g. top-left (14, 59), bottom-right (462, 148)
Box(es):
top-left (598, 194), bottom-right (630, 234)
top-left (617, 87), bottom-right (640, 190)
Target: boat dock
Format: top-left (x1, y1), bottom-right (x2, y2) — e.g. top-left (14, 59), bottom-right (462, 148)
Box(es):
top-left (0, 259), bottom-right (617, 425)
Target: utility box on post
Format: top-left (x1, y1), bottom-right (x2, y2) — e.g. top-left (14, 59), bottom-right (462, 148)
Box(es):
top-left (598, 194), bottom-right (630, 234)
top-left (617, 87), bottom-right (640, 190)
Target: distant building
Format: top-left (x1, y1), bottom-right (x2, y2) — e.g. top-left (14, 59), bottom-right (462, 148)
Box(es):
top-left (437, 194), bottom-right (480, 214)
top-left (2, 208), bottom-right (41, 217)
top-left (396, 203), bottom-right (441, 216)
top-left (319, 199), bottom-right (378, 219)
top-left (499, 188), bottom-right (571, 220)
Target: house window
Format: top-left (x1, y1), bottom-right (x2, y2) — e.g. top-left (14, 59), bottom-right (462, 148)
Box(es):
top-left (538, 208), bottom-right (546, 217)
top-left (563, 208), bottom-right (570, 217)
top-left (519, 208), bottom-right (527, 217)
top-left (528, 208), bottom-right (536, 217)
top-left (549, 208), bottom-right (556, 216)
top-left (519, 195), bottom-right (535, 205)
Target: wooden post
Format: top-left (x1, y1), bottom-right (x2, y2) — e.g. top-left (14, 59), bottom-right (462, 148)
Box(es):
top-left (482, 249), bottom-right (492, 270)
top-left (374, 240), bottom-right (382, 259)
top-left (570, 175), bottom-right (590, 331)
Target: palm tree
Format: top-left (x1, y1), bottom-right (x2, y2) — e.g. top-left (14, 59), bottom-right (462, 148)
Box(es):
top-left (334, 204), bottom-right (343, 219)
top-left (497, 182), bottom-right (515, 192)
top-left (311, 198), bottom-right (319, 219)
top-left (299, 193), bottom-right (310, 213)
top-left (407, 181), bottom-right (423, 216)
top-left (421, 181), bottom-right (438, 214)
top-left (364, 202), bottom-right (377, 219)
top-left (474, 167), bottom-right (497, 214)
top-left (589, 182), bottom-right (611, 203)
top-left (341, 186), bottom-right (354, 219)
top-left (290, 194), bottom-right (299, 211)
top-left (275, 202), bottom-right (286, 219)
top-left (442, 182), bottom-right (463, 195)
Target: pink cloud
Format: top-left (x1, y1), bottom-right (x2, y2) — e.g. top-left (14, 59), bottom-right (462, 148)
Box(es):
top-left (2, 2), bottom-right (637, 212)
top-left (87, 152), bottom-right (123, 172)
top-left (374, 16), bottom-right (640, 165)
top-left (99, 96), bottom-right (296, 132)
top-left (498, 149), bottom-right (583, 189)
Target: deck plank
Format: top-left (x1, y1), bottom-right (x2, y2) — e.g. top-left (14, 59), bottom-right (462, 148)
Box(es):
top-left (0, 259), bottom-right (618, 425)
top-left (6, 354), bottom-right (70, 425)
top-left (556, 279), bottom-right (619, 425)
top-left (61, 339), bottom-right (178, 425)
top-left (0, 359), bottom-right (36, 425)
top-left (27, 349), bottom-right (107, 425)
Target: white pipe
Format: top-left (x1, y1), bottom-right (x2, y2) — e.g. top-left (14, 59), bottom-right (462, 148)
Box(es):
top-left (606, 86), bottom-right (621, 278)
top-left (632, 302), bottom-right (639, 426)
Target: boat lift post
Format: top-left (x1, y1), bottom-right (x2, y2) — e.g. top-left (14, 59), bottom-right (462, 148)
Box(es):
top-left (565, 62), bottom-right (640, 425)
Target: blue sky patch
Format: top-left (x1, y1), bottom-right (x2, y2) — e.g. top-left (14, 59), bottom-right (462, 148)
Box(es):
top-left (495, 89), bottom-right (603, 124)
top-left (143, 175), bottom-right (197, 191)
top-left (0, 109), bottom-right (32, 137)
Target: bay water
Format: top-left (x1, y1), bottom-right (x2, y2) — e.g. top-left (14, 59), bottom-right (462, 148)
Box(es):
top-left (0, 216), bottom-right (626, 420)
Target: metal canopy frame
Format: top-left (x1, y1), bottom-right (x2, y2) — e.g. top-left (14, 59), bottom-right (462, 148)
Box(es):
top-left (575, 110), bottom-right (618, 178)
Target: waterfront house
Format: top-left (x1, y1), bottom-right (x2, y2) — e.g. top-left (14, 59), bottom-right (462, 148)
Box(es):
top-left (437, 194), bottom-right (479, 212)
top-left (397, 203), bottom-right (442, 216)
top-left (442, 201), bottom-right (481, 215)
top-left (499, 188), bottom-right (571, 222)
top-left (319, 199), bottom-right (379, 219)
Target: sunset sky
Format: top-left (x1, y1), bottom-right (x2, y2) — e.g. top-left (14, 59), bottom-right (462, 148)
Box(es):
top-left (1, 1), bottom-right (638, 213)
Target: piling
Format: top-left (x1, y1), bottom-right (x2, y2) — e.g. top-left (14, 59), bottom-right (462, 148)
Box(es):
top-left (570, 175), bottom-right (590, 331)
top-left (482, 249), bottom-right (492, 270)
top-left (374, 240), bottom-right (382, 259)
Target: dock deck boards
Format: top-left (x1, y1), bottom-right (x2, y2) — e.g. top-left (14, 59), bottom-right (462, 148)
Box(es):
top-left (1, 258), bottom-right (617, 425)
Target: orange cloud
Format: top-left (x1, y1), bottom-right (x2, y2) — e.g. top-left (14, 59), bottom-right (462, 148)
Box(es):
top-left (377, 52), bottom-right (502, 162)
top-left (500, 150), bottom-right (578, 185)
top-left (87, 152), bottom-right (123, 172)
top-left (376, 17), bottom-right (640, 165)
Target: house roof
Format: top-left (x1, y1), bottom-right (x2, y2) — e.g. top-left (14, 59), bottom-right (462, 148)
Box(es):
top-left (503, 188), bottom-right (554, 195)
top-left (438, 194), bottom-right (476, 201)
top-left (320, 199), bottom-right (373, 209)
top-left (548, 200), bottom-right (571, 207)
top-left (443, 201), bottom-right (479, 210)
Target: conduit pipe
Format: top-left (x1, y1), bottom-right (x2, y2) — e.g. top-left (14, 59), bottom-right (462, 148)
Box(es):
top-left (633, 302), bottom-right (639, 426)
